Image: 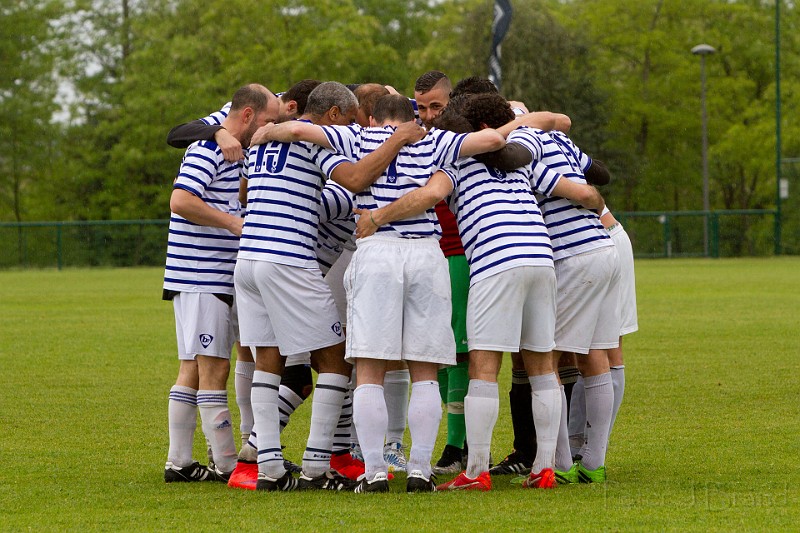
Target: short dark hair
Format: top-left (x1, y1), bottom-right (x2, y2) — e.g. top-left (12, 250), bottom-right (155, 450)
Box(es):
top-left (230, 84), bottom-right (269, 113)
top-left (461, 93), bottom-right (515, 130)
top-left (354, 83), bottom-right (390, 121)
top-left (431, 106), bottom-right (474, 134)
top-left (414, 70), bottom-right (451, 94)
top-left (372, 94), bottom-right (415, 123)
top-left (450, 76), bottom-right (498, 99)
top-left (281, 79), bottom-right (321, 115)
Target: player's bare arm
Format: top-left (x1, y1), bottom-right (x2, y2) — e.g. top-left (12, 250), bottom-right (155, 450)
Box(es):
top-left (550, 176), bottom-right (605, 212)
top-left (250, 121), bottom-right (331, 148)
top-left (353, 170), bottom-right (454, 239)
top-left (330, 121), bottom-right (427, 193)
top-left (170, 189), bottom-right (244, 237)
top-left (213, 128), bottom-right (245, 162)
top-left (458, 128), bottom-right (506, 157)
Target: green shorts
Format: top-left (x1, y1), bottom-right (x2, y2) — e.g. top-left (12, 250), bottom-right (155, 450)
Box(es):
top-left (448, 254), bottom-right (470, 354)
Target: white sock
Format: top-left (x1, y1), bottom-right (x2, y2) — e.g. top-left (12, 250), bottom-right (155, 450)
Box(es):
top-left (302, 373), bottom-right (349, 477)
top-left (198, 390), bottom-right (238, 473)
top-left (406, 380), bottom-right (442, 479)
top-left (251, 371), bottom-right (285, 478)
top-left (383, 369), bottom-right (410, 444)
top-left (580, 372), bottom-right (614, 471)
top-left (464, 379), bottom-right (499, 478)
top-left (568, 375), bottom-right (586, 457)
top-left (609, 365), bottom-right (626, 436)
top-left (529, 373), bottom-right (561, 474)
top-left (353, 384), bottom-right (388, 481)
top-left (278, 385), bottom-right (305, 432)
top-left (234, 361), bottom-right (255, 445)
top-left (332, 390), bottom-right (353, 454)
top-left (555, 386), bottom-right (574, 471)
top-left (167, 385), bottom-right (197, 467)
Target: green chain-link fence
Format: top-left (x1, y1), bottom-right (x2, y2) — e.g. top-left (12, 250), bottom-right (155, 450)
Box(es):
top-left (0, 209), bottom-right (795, 270)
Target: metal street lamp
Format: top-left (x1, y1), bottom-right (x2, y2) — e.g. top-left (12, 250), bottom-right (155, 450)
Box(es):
top-left (692, 43), bottom-right (716, 257)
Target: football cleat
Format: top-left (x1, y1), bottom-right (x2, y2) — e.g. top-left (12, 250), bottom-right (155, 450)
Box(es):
top-left (350, 443), bottom-right (364, 463)
top-left (227, 460), bottom-right (258, 490)
top-left (297, 470), bottom-right (356, 491)
top-left (577, 463), bottom-right (606, 483)
top-left (555, 463), bottom-right (579, 485)
top-left (255, 471), bottom-right (298, 492)
top-left (209, 465), bottom-right (233, 483)
top-left (488, 449), bottom-right (533, 476)
top-left (435, 471), bottom-right (491, 492)
top-left (330, 451), bottom-right (366, 481)
top-left (164, 461), bottom-right (214, 483)
top-left (283, 458), bottom-right (302, 475)
top-left (432, 444), bottom-right (464, 475)
top-left (383, 442), bottom-right (407, 473)
top-left (354, 472), bottom-right (390, 493)
top-left (521, 468), bottom-right (557, 489)
top-left (406, 470), bottom-right (437, 493)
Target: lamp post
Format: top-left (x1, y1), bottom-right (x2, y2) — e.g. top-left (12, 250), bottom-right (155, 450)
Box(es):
top-left (692, 43), bottom-right (716, 257)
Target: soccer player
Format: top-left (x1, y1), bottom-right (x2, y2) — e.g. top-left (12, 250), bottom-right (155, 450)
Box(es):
top-left (353, 93), bottom-right (604, 491)
top-left (235, 83), bottom-right (426, 492)
top-left (523, 129), bottom-right (621, 485)
top-left (164, 79), bottom-right (323, 472)
top-left (163, 84), bottom-right (279, 483)
top-left (567, 205), bottom-right (637, 454)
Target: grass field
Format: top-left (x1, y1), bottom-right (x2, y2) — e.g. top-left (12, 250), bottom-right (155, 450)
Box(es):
top-left (1, 258), bottom-right (799, 531)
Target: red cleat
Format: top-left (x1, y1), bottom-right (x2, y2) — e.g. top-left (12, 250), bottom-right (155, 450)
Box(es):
top-left (522, 468), bottom-right (557, 489)
top-left (330, 452), bottom-right (366, 481)
top-left (435, 471), bottom-right (491, 492)
top-left (227, 460), bottom-right (258, 490)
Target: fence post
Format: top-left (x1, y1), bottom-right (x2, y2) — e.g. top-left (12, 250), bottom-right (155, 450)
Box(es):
top-left (662, 214), bottom-right (671, 258)
top-left (710, 213), bottom-right (720, 258)
top-left (57, 223), bottom-right (63, 270)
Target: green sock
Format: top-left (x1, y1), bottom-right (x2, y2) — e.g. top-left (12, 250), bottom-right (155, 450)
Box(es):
top-left (437, 367), bottom-right (449, 404)
top-left (445, 360), bottom-right (469, 448)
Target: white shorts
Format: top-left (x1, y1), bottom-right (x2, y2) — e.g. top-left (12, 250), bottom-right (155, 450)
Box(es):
top-left (344, 236), bottom-right (455, 365)
top-left (286, 352), bottom-right (311, 367)
top-left (609, 224), bottom-right (638, 336)
top-left (467, 266), bottom-right (556, 353)
top-left (234, 259), bottom-right (344, 356)
top-left (173, 292), bottom-right (235, 361)
top-left (324, 247), bottom-right (353, 327)
top-left (554, 246), bottom-right (621, 354)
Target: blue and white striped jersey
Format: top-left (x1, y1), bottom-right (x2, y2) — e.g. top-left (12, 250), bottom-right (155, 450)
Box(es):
top-left (443, 156), bottom-right (553, 285)
top-left (164, 140), bottom-right (242, 294)
top-left (321, 125), bottom-right (467, 239)
top-left (200, 103), bottom-right (231, 126)
top-left (523, 129), bottom-right (611, 261)
top-left (316, 181), bottom-right (356, 274)
top-left (239, 123), bottom-right (351, 268)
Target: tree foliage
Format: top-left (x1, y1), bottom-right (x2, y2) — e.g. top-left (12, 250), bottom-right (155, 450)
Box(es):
top-left (1, 0), bottom-right (798, 255)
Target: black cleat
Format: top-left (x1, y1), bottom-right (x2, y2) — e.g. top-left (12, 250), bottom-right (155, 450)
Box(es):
top-left (406, 470), bottom-right (437, 493)
top-left (297, 470), bottom-right (356, 491)
top-left (164, 461), bottom-right (214, 483)
top-left (488, 450), bottom-right (533, 476)
top-left (354, 472), bottom-right (390, 493)
top-left (256, 471), bottom-right (298, 492)
top-left (433, 444), bottom-right (464, 475)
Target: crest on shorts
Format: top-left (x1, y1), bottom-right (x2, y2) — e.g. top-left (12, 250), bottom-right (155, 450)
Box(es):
top-left (199, 334), bottom-right (214, 348)
top-left (331, 322), bottom-right (342, 336)
top-left (255, 143), bottom-right (290, 174)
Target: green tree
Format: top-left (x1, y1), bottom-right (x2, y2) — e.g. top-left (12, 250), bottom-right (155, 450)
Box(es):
top-left (0, 1), bottom-right (63, 222)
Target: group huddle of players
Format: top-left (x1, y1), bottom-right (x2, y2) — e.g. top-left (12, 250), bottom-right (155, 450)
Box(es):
top-left (160, 70), bottom-right (638, 493)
